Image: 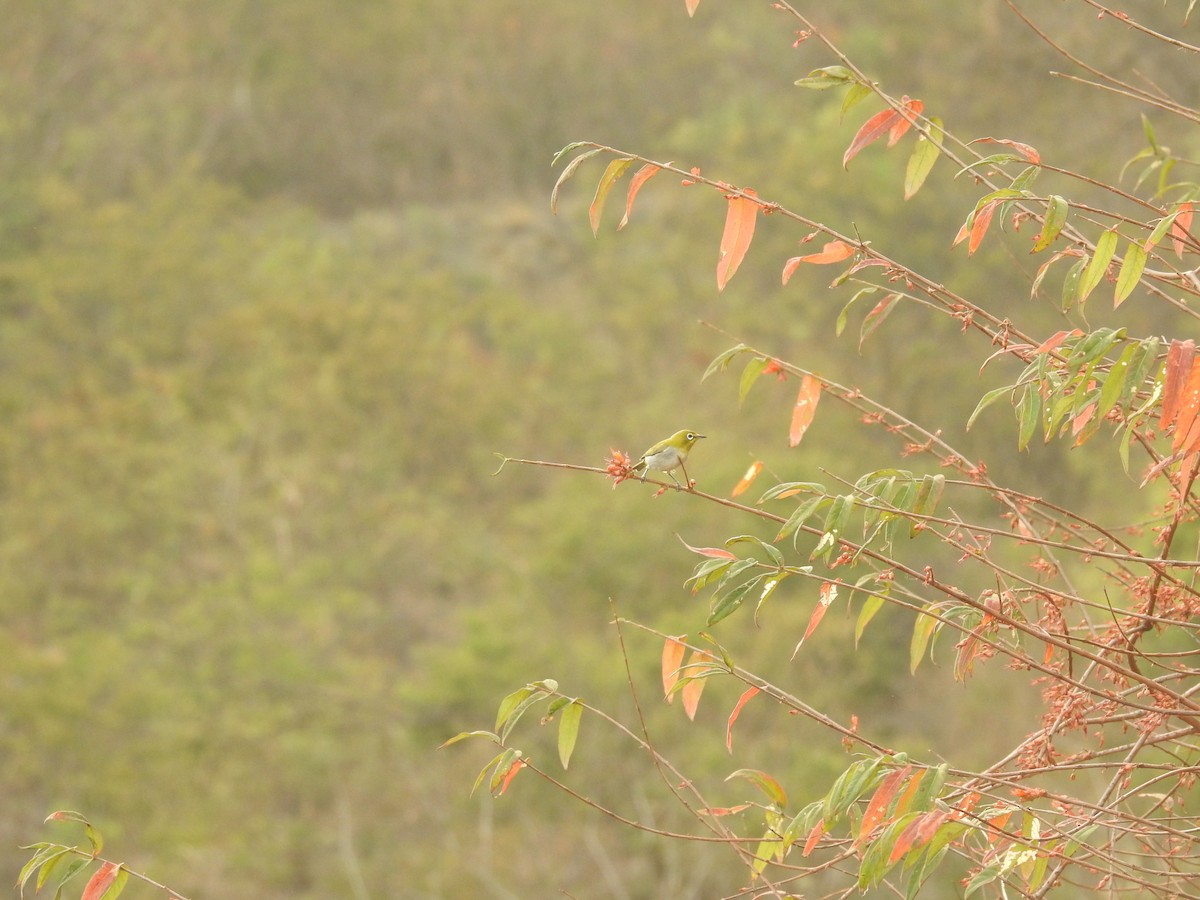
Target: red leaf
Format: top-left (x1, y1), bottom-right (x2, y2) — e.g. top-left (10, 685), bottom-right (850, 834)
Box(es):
top-left (618, 163), bottom-right (663, 230)
top-left (1171, 362), bottom-right (1200, 453)
top-left (890, 808), bottom-right (950, 863)
top-left (967, 200), bottom-right (1001, 255)
top-left (1161, 339), bottom-right (1195, 428)
top-left (1171, 201), bottom-right (1194, 258)
top-left (793, 580), bottom-right (838, 659)
top-left (843, 108), bottom-right (901, 168)
top-left (81, 862), bottom-right (121, 900)
top-left (717, 190), bottom-right (759, 291)
top-left (857, 764), bottom-right (912, 846)
top-left (1031, 328), bottom-right (1082, 356)
top-left (731, 460), bottom-right (764, 498)
top-left (662, 635), bottom-right (687, 701)
top-left (726, 686), bottom-right (760, 753)
top-left (972, 137), bottom-right (1041, 164)
top-left (802, 819), bottom-right (827, 856)
top-left (789, 375), bottom-right (822, 447)
top-left (886, 97), bottom-right (924, 147)
top-left (700, 803), bottom-right (752, 817)
top-left (677, 535), bottom-right (737, 559)
top-left (496, 758), bottom-right (525, 795)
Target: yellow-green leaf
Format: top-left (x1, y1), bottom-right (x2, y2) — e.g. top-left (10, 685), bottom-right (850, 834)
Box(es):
top-left (1077, 228), bottom-right (1118, 303)
top-left (903, 117), bottom-right (942, 200)
top-left (910, 608), bottom-right (940, 673)
top-left (589, 157), bottom-right (635, 235)
top-left (557, 700), bottom-right (583, 769)
top-left (1031, 195), bottom-right (1068, 253)
top-left (1114, 242), bottom-right (1146, 308)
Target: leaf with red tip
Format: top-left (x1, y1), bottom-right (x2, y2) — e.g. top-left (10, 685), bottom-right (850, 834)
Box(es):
top-left (496, 758), bottom-right (526, 795)
top-left (726, 686), bottom-right (760, 752)
top-left (618, 163), bottom-right (664, 230)
top-left (843, 108), bottom-right (901, 168)
top-left (717, 190), bottom-right (759, 290)
top-left (731, 461), bottom-right (764, 497)
top-left (859, 293), bottom-right (901, 349)
top-left (662, 635), bottom-right (687, 701)
top-left (782, 241), bottom-right (855, 288)
top-left (1171, 201), bottom-right (1193, 258)
top-left (677, 535), bottom-right (737, 559)
top-left (589, 157), bottom-right (634, 235)
top-left (790, 375), bottom-right (822, 447)
top-left (972, 137), bottom-right (1040, 163)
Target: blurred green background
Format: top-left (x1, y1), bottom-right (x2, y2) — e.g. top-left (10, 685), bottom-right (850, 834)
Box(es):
top-left (2, 1), bottom-right (1192, 896)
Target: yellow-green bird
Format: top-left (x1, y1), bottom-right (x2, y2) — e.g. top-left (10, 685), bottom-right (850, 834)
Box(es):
top-left (632, 429), bottom-right (706, 489)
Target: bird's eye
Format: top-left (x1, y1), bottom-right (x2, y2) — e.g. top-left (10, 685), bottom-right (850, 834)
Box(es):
top-left (686, 432), bottom-right (695, 440)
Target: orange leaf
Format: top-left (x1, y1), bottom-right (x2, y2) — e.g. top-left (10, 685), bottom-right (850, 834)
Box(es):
top-left (700, 803), bottom-right (752, 817)
top-left (802, 819), bottom-right (826, 856)
top-left (793, 580), bottom-right (838, 659)
top-left (618, 163), bottom-right (663, 230)
top-left (1171, 201), bottom-right (1193, 258)
top-left (726, 686), bottom-right (760, 753)
top-left (843, 107), bottom-right (901, 168)
top-left (972, 137), bottom-right (1041, 164)
top-left (967, 199), bottom-right (1001, 255)
top-left (680, 649), bottom-right (715, 720)
top-left (716, 189), bottom-right (759, 291)
top-left (662, 635), bottom-right (687, 701)
top-left (685, 0), bottom-right (700, 15)
top-left (890, 809), bottom-right (950, 863)
top-left (886, 97), bottom-right (924, 147)
top-left (782, 241), bottom-right (856, 283)
top-left (1071, 402), bottom-right (1096, 439)
top-left (789, 375), bottom-right (822, 447)
top-left (677, 535), bottom-right (737, 559)
top-left (1171, 363), bottom-right (1200, 453)
top-left (731, 460), bottom-right (764, 497)
top-left (1160, 339), bottom-right (1195, 428)
top-left (857, 764), bottom-right (912, 847)
top-left (1032, 328), bottom-right (1082, 356)
top-left (81, 862), bottom-right (121, 900)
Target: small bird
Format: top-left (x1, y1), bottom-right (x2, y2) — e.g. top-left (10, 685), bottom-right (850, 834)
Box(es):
top-left (632, 429), bottom-right (706, 489)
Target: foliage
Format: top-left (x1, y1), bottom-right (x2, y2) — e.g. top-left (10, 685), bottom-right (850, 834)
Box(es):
top-left (454, 2), bottom-right (1200, 897)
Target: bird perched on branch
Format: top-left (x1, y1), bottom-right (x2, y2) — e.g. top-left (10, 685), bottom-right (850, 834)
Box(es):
top-left (631, 429), bottom-right (705, 489)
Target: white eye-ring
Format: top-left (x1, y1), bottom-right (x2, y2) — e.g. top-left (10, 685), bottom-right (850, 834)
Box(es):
top-left (686, 432), bottom-right (696, 440)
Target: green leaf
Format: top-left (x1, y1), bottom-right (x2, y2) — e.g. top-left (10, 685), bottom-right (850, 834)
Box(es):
top-left (1017, 384), bottom-right (1041, 451)
top-left (708, 577), bottom-right (759, 625)
top-left (97, 865), bottom-right (129, 900)
top-left (439, 729), bottom-right (498, 749)
top-left (1145, 209), bottom-right (1181, 250)
top-left (823, 758), bottom-right (884, 825)
top-left (589, 157), bottom-right (635, 235)
top-left (903, 117), bottom-right (942, 200)
top-left (855, 592), bottom-right (886, 645)
top-left (841, 82), bottom-right (874, 118)
top-left (1114, 241), bottom-right (1146, 307)
top-left (471, 752), bottom-right (507, 797)
top-left (550, 148), bottom-right (602, 213)
top-left (1031, 195), bottom-right (1068, 252)
top-left (1060, 257), bottom-right (1086, 311)
top-left (702, 344), bottom-right (748, 381)
top-left (1077, 228), bottom-right (1118, 303)
top-left (51, 858), bottom-right (90, 900)
top-left (495, 687), bottom-right (535, 733)
top-left (726, 533), bottom-right (785, 567)
top-left (836, 286), bottom-right (878, 336)
top-left (859, 292), bottom-right (901, 349)
top-left (1095, 342), bottom-right (1137, 423)
top-left (794, 65), bottom-right (856, 89)
top-left (775, 495), bottom-right (829, 544)
top-left (739, 356), bottom-right (770, 405)
top-left (557, 700), bottom-right (583, 769)
top-left (910, 474), bottom-right (944, 536)
top-left (967, 385), bottom-right (1015, 430)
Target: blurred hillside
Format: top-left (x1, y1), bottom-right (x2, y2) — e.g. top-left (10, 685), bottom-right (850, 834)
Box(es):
top-left (1, 1), bottom-right (1192, 897)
